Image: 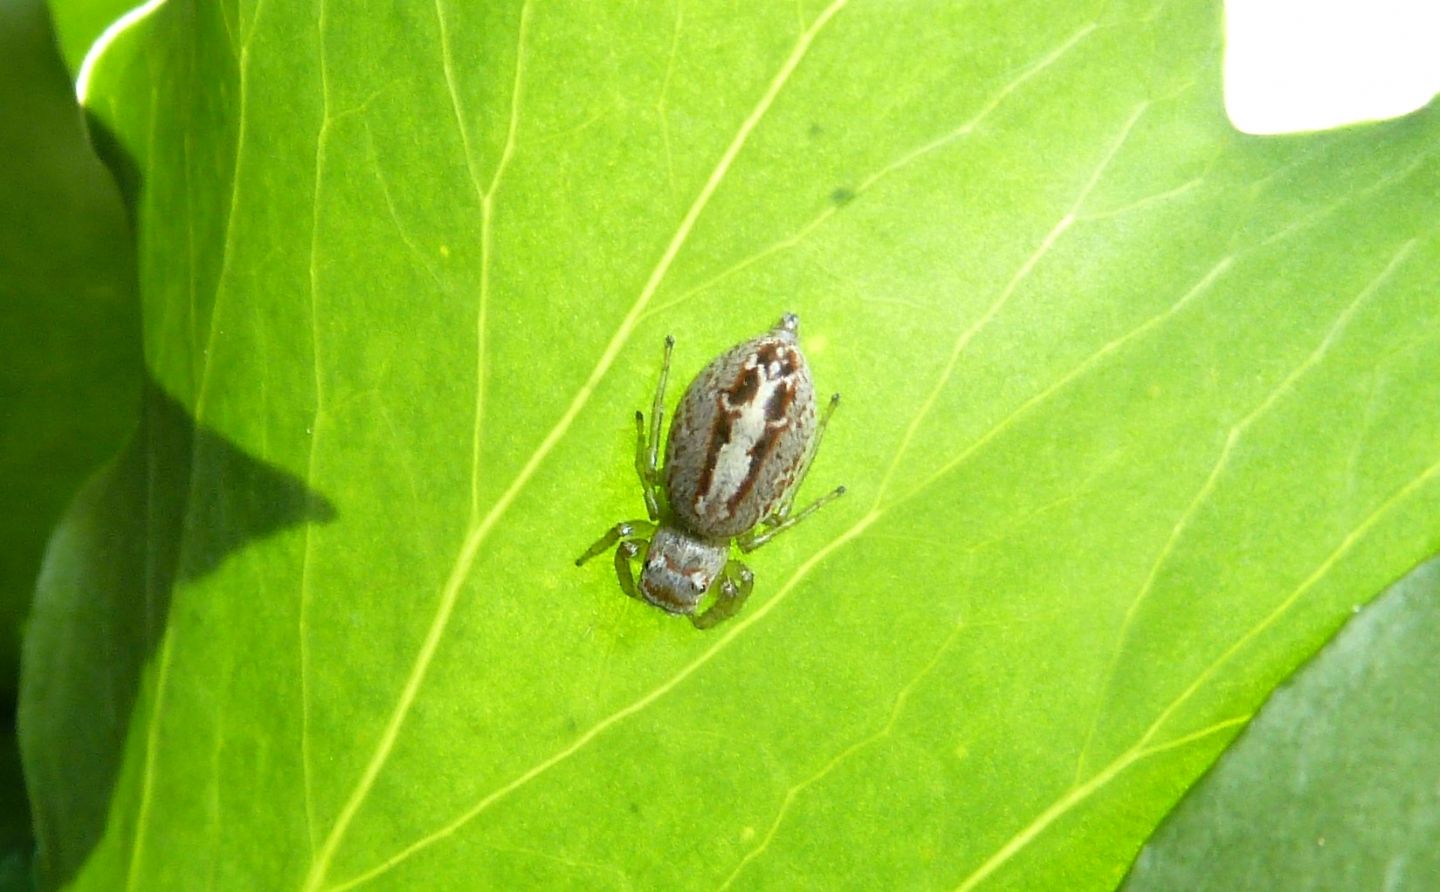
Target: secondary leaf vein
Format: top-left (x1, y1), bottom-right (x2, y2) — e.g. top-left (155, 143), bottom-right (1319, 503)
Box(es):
top-left (1073, 238), bottom-right (1419, 778)
top-left (645, 21), bottom-right (1097, 319)
top-left (718, 617), bottom-right (967, 890)
top-left (875, 100), bottom-right (1151, 506)
top-left (299, 0), bottom-right (331, 856)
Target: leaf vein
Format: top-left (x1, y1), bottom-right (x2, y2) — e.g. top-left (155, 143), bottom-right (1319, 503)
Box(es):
top-left (645, 21), bottom-right (1097, 319)
top-left (953, 715), bottom-right (1251, 892)
top-left (895, 257), bottom-right (1233, 508)
top-left (363, 125), bottom-right (448, 289)
top-left (472, 0), bottom-right (532, 520)
top-left (299, 0), bottom-right (331, 857)
top-left (1073, 238), bottom-right (1419, 778)
top-left (875, 100), bottom-right (1152, 505)
top-left (717, 617), bottom-right (966, 890)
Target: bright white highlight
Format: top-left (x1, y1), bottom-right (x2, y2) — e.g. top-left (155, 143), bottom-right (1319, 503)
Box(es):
top-left (1225, 0), bottom-right (1440, 134)
top-left (75, 0), bottom-right (171, 106)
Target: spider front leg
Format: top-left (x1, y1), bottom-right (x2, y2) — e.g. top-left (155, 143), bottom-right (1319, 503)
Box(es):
top-left (691, 560), bottom-right (754, 629)
top-left (633, 335), bottom-right (675, 521)
top-left (575, 520), bottom-right (655, 567)
top-left (612, 539), bottom-right (650, 601)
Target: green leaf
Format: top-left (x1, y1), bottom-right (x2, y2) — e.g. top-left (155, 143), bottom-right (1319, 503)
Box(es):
top-left (0, 0), bottom-right (138, 700)
top-left (1, 0), bottom-right (140, 864)
top-left (1123, 556), bottom-right (1440, 890)
top-left (0, 721), bottom-right (33, 886)
top-left (21, 1), bottom-right (1440, 889)
top-left (0, 849), bottom-right (35, 892)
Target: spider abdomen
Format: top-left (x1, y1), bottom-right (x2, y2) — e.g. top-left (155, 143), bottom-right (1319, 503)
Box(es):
top-left (664, 318), bottom-right (817, 539)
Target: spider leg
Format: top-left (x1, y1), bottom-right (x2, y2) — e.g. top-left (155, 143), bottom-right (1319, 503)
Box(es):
top-left (575, 520), bottom-right (655, 566)
top-left (614, 539), bottom-right (649, 601)
top-left (633, 412), bottom-right (658, 520)
top-left (737, 485), bottom-right (845, 553)
top-left (633, 335), bottom-right (675, 521)
top-left (772, 392), bottom-right (840, 520)
top-left (691, 560), bottom-right (755, 629)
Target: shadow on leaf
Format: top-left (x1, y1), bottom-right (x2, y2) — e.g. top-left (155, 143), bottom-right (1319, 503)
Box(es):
top-left (19, 376), bottom-right (334, 890)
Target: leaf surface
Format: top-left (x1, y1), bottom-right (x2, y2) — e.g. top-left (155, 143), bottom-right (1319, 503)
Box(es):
top-left (22, 1), bottom-right (1440, 889)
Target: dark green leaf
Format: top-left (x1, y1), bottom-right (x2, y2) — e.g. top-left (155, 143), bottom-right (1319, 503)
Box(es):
top-left (0, 0), bottom-right (141, 875)
top-left (0, 0), bottom-right (138, 701)
top-left (1124, 556), bottom-right (1440, 891)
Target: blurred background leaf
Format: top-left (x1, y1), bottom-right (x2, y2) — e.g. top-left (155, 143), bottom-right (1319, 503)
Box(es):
top-left (0, 0), bottom-right (140, 882)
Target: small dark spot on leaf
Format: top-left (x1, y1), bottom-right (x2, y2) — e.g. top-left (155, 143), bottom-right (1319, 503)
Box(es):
top-left (830, 187), bottom-right (856, 207)
top-left (808, 122), bottom-right (823, 138)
